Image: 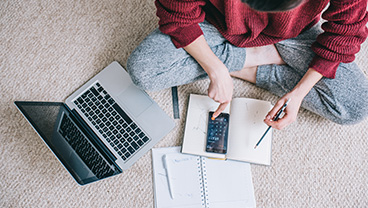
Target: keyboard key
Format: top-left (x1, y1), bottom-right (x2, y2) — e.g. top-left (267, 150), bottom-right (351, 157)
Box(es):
top-left (131, 123), bottom-right (137, 129)
top-left (82, 92), bottom-right (88, 98)
top-left (143, 136), bottom-right (149, 142)
top-left (131, 141), bottom-right (139, 150)
top-left (80, 96), bottom-right (85, 102)
top-left (74, 82), bottom-right (148, 162)
top-left (112, 103), bottom-right (132, 124)
top-left (124, 152), bottom-right (131, 158)
top-left (135, 128), bottom-right (141, 134)
top-left (127, 146), bottom-right (135, 154)
top-left (91, 87), bottom-right (99, 96)
top-left (137, 140), bottom-right (144, 146)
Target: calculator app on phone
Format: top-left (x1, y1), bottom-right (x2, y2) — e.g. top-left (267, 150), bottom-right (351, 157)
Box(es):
top-left (205, 111), bottom-right (230, 154)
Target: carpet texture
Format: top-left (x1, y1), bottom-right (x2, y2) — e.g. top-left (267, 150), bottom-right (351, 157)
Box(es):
top-left (1, 1), bottom-right (367, 207)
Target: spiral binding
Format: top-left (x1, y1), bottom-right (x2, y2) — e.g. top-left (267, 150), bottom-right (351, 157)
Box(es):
top-left (197, 157), bottom-right (209, 208)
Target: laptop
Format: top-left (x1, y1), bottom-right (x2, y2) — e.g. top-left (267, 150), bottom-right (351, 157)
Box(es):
top-left (15, 61), bottom-right (175, 185)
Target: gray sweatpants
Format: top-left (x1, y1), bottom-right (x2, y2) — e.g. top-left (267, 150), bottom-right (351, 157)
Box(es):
top-left (127, 21), bottom-right (368, 125)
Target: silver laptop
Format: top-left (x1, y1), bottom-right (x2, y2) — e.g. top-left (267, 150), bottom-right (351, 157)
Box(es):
top-left (15, 61), bottom-right (175, 185)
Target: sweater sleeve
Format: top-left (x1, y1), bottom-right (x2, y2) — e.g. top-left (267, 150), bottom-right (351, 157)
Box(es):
top-left (155, 0), bottom-right (206, 48)
top-left (310, 0), bottom-right (368, 78)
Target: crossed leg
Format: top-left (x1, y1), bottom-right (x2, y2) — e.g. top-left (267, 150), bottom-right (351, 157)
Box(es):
top-left (230, 44), bottom-right (285, 84)
top-left (127, 21), bottom-right (368, 124)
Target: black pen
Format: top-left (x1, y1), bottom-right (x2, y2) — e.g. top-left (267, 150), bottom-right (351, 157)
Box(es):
top-left (254, 98), bottom-right (291, 149)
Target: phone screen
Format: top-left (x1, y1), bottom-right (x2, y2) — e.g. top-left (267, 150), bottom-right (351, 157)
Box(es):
top-left (205, 111), bottom-right (230, 154)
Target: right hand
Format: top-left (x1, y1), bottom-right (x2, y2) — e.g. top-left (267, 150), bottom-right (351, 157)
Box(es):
top-left (182, 35), bottom-right (233, 118)
top-left (207, 64), bottom-right (233, 119)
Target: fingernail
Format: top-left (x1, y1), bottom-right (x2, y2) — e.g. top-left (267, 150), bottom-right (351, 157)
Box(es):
top-left (211, 117), bottom-right (215, 120)
top-left (266, 115), bottom-right (271, 119)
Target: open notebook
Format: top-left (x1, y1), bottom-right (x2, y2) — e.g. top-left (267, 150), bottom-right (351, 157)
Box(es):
top-left (152, 147), bottom-right (256, 208)
top-left (182, 94), bottom-right (273, 165)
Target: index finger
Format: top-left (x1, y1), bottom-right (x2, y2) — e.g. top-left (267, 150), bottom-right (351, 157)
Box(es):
top-left (212, 102), bottom-right (229, 119)
top-left (266, 99), bottom-right (287, 120)
top-left (264, 112), bottom-right (290, 130)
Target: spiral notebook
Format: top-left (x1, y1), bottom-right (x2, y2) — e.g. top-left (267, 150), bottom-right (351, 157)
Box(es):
top-left (152, 147), bottom-right (256, 208)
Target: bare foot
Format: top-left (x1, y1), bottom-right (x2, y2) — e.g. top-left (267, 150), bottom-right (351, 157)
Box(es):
top-left (230, 66), bottom-right (257, 84)
top-left (230, 44), bottom-right (285, 83)
top-left (244, 44), bottom-right (285, 68)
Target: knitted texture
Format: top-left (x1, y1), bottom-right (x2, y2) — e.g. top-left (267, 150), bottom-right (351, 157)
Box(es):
top-left (156, 0), bottom-right (368, 78)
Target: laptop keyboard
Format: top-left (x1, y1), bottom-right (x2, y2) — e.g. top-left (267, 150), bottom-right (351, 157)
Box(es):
top-left (58, 114), bottom-right (115, 179)
top-left (73, 82), bottom-right (151, 161)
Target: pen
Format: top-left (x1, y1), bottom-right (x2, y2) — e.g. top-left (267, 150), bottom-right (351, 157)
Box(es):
top-left (254, 98), bottom-right (291, 149)
top-left (163, 155), bottom-right (175, 199)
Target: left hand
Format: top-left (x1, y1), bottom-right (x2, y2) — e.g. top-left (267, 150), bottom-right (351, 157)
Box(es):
top-left (264, 92), bottom-right (304, 130)
top-left (264, 68), bottom-right (323, 130)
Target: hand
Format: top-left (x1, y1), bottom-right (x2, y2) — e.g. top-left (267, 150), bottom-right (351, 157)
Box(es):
top-left (182, 35), bottom-right (235, 119)
top-left (264, 92), bottom-right (303, 130)
top-left (264, 68), bottom-right (323, 130)
top-left (207, 65), bottom-right (233, 119)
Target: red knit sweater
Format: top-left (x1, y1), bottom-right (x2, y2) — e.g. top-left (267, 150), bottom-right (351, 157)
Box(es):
top-left (155, 0), bottom-right (368, 78)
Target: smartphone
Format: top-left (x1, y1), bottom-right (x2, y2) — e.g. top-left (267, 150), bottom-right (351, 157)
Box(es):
top-left (205, 111), bottom-right (230, 154)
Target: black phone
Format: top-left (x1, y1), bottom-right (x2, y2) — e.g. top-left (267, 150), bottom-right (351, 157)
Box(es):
top-left (205, 111), bottom-right (230, 154)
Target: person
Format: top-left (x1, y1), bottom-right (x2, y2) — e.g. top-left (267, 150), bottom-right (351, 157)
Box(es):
top-left (127, 0), bottom-right (368, 130)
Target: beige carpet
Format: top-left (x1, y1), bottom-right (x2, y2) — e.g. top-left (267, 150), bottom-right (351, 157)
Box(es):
top-left (1, 1), bottom-right (367, 207)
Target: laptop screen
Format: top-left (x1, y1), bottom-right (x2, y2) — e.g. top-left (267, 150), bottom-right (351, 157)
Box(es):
top-left (14, 101), bottom-right (103, 185)
top-left (15, 101), bottom-right (62, 142)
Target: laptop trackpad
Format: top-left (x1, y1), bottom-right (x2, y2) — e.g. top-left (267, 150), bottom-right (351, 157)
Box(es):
top-left (117, 85), bottom-right (153, 117)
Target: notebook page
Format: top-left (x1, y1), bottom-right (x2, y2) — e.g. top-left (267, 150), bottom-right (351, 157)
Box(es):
top-left (227, 98), bottom-right (272, 165)
top-left (160, 149), bottom-right (256, 208)
top-left (152, 147), bottom-right (203, 208)
top-left (204, 158), bottom-right (256, 208)
top-left (164, 152), bottom-right (204, 207)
